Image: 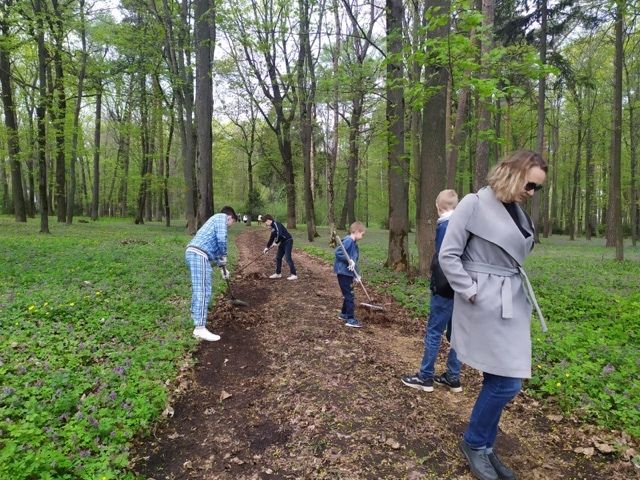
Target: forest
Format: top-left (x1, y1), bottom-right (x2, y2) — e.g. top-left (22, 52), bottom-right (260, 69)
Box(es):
top-left (2, 1), bottom-right (640, 478)
top-left (0, 0), bottom-right (637, 267)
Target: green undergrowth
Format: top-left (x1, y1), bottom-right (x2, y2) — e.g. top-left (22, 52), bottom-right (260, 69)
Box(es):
top-left (0, 217), bottom-right (237, 479)
top-left (293, 225), bottom-right (640, 440)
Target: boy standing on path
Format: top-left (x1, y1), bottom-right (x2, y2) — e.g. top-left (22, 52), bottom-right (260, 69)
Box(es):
top-left (185, 206), bottom-right (237, 342)
top-left (262, 214), bottom-right (297, 280)
top-left (334, 221), bottom-right (366, 328)
top-left (401, 190), bottom-right (462, 392)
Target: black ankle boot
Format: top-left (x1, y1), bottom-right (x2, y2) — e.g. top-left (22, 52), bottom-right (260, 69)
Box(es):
top-left (488, 451), bottom-right (516, 480)
top-left (458, 440), bottom-right (499, 480)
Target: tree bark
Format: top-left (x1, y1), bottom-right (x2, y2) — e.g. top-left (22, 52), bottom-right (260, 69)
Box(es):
top-left (195, 0), bottom-right (215, 225)
top-left (606, 0), bottom-right (624, 261)
top-left (386, 0), bottom-right (408, 271)
top-left (326, 0), bottom-right (340, 241)
top-left (533, 0), bottom-right (547, 242)
top-left (135, 73), bottom-right (151, 224)
top-left (91, 84), bottom-right (103, 221)
top-left (297, 0), bottom-right (318, 241)
top-left (67, 0), bottom-right (87, 224)
top-left (51, 0), bottom-right (67, 222)
top-left (0, 1), bottom-right (27, 222)
top-left (473, 0), bottom-right (494, 191)
top-left (417, 0), bottom-right (450, 276)
top-left (34, 0), bottom-right (49, 233)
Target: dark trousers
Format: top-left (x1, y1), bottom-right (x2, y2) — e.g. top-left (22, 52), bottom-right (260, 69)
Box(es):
top-left (275, 240), bottom-right (296, 275)
top-left (337, 274), bottom-right (355, 319)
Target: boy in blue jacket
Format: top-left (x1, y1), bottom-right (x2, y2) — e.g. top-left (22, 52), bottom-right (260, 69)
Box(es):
top-left (401, 190), bottom-right (462, 392)
top-left (185, 206), bottom-right (237, 342)
top-left (262, 214), bottom-right (297, 280)
top-left (334, 221), bottom-right (366, 328)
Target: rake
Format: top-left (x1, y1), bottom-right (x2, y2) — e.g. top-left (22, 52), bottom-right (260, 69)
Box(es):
top-left (235, 246), bottom-right (273, 275)
top-left (220, 266), bottom-right (249, 307)
top-left (335, 235), bottom-right (385, 311)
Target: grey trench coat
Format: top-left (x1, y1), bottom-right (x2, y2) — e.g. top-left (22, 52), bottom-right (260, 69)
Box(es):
top-left (439, 187), bottom-right (535, 379)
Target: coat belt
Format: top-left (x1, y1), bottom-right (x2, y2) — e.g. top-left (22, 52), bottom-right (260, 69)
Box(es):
top-left (462, 261), bottom-right (547, 332)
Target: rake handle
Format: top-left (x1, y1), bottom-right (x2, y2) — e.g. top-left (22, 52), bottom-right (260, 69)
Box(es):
top-left (235, 247), bottom-right (271, 275)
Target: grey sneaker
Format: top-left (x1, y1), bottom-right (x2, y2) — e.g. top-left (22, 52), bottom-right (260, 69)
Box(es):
top-left (434, 372), bottom-right (462, 393)
top-left (488, 452), bottom-right (516, 480)
top-left (401, 375), bottom-right (434, 392)
top-left (269, 273), bottom-right (282, 279)
top-left (459, 440), bottom-right (499, 480)
top-left (344, 318), bottom-right (364, 328)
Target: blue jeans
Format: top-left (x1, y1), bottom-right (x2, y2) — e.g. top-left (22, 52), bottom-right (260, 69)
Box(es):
top-left (337, 274), bottom-right (355, 319)
top-left (464, 373), bottom-right (522, 449)
top-left (275, 240), bottom-right (296, 275)
top-left (185, 250), bottom-right (212, 327)
top-left (418, 294), bottom-right (461, 380)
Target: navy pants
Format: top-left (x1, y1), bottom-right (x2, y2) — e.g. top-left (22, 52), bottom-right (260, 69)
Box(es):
top-left (464, 373), bottom-right (522, 449)
top-left (337, 274), bottom-right (355, 319)
top-left (275, 240), bottom-right (296, 275)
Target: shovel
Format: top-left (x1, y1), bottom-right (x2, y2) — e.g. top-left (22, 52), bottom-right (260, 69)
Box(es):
top-left (335, 235), bottom-right (384, 311)
top-left (221, 266), bottom-right (249, 307)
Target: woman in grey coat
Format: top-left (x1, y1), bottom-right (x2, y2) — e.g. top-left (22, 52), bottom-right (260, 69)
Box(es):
top-left (439, 150), bottom-right (547, 480)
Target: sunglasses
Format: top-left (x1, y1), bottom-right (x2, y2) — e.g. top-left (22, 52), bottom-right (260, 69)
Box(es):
top-left (525, 182), bottom-right (544, 192)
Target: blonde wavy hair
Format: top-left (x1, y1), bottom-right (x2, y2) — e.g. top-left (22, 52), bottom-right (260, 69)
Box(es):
top-left (487, 150), bottom-right (547, 202)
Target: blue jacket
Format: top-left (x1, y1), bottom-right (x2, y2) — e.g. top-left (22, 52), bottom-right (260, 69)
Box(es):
top-left (334, 235), bottom-right (360, 277)
top-left (187, 213), bottom-right (228, 262)
top-left (266, 221), bottom-right (292, 248)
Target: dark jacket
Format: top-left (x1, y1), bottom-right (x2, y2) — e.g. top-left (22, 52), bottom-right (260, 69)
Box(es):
top-left (266, 221), bottom-right (292, 248)
top-left (334, 235), bottom-right (360, 277)
top-left (430, 214), bottom-right (454, 298)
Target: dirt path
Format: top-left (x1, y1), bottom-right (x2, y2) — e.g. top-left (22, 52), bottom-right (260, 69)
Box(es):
top-left (131, 229), bottom-right (637, 479)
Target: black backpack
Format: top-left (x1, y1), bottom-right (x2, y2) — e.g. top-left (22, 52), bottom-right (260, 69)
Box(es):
top-left (430, 251), bottom-right (454, 299)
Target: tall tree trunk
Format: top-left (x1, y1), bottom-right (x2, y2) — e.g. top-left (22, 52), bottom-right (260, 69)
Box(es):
top-left (152, 0), bottom-right (197, 232)
top-left (67, 0), bottom-right (87, 224)
top-left (606, 0), bottom-right (624, 260)
top-left (297, 0), bottom-right (318, 241)
top-left (0, 2), bottom-right (27, 222)
top-left (25, 102), bottom-right (36, 217)
top-left (411, 0), bottom-right (423, 229)
top-left (326, 0), bottom-right (340, 240)
top-left (344, 95), bottom-right (363, 228)
top-left (568, 103), bottom-right (582, 241)
top-left (135, 73), bottom-right (151, 224)
top-left (417, 0), bottom-right (450, 276)
top-left (386, 0), bottom-right (408, 271)
top-left (117, 82), bottom-right (133, 217)
top-left (195, 0), bottom-right (215, 225)
top-left (625, 60), bottom-right (638, 246)
top-left (51, 0), bottom-right (67, 222)
top-left (447, 88), bottom-right (468, 189)
top-left (34, 0), bottom-right (49, 233)
top-left (473, 0), bottom-right (494, 191)
top-left (533, 0), bottom-right (547, 242)
top-left (585, 115), bottom-right (596, 240)
top-left (164, 104), bottom-right (174, 227)
top-left (91, 84), bottom-right (103, 221)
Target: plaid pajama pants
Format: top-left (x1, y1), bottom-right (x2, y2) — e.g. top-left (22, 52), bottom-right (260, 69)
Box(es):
top-left (185, 249), bottom-right (213, 327)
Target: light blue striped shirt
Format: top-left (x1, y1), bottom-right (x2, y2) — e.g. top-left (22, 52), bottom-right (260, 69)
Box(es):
top-left (187, 213), bottom-right (228, 262)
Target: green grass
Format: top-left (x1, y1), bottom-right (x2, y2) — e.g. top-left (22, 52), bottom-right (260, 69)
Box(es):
top-left (1, 217), bottom-right (638, 479)
top-left (291, 225), bottom-right (640, 440)
top-left (0, 216), bottom-right (239, 480)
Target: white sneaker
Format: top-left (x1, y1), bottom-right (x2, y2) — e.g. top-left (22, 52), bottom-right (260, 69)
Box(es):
top-left (269, 273), bottom-right (282, 279)
top-left (193, 326), bottom-right (221, 342)
top-left (287, 274), bottom-right (298, 280)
